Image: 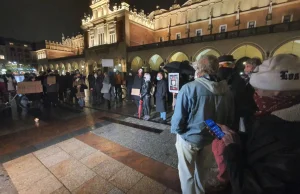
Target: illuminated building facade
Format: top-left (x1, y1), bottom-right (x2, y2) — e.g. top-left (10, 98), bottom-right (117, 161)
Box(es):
top-left (37, 0), bottom-right (300, 74)
top-left (0, 37), bottom-right (35, 74)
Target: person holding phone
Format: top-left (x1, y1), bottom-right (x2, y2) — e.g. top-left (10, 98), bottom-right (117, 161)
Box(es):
top-left (217, 54), bottom-right (300, 194)
top-left (171, 55), bottom-right (234, 194)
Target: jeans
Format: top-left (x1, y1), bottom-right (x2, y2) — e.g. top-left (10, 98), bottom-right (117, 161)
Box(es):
top-left (176, 134), bottom-right (213, 194)
top-left (160, 112), bottom-right (166, 120)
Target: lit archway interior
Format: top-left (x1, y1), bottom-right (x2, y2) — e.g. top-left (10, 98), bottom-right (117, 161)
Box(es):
top-left (169, 52), bottom-right (189, 62)
top-left (273, 39), bottom-right (300, 57)
top-left (195, 49), bottom-right (221, 61)
top-left (72, 62), bottom-right (79, 70)
top-left (231, 44), bottom-right (264, 61)
top-left (66, 63), bottom-right (72, 72)
top-left (131, 56), bottom-right (143, 72)
top-left (149, 54), bottom-right (164, 71)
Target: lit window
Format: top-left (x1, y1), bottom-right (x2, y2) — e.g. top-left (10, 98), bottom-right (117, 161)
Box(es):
top-left (109, 33), bottom-right (117, 44)
top-left (90, 35), bottom-right (94, 47)
top-left (219, 25), bottom-right (227, 33)
top-left (196, 29), bottom-right (202, 37)
top-left (24, 44), bottom-right (28, 47)
top-left (0, 55), bottom-right (4, 59)
top-left (9, 42), bottom-right (14, 46)
top-left (247, 21), bottom-right (256, 28)
top-left (176, 33), bottom-right (181, 40)
top-left (282, 15), bottom-right (293, 23)
top-left (159, 37), bottom-right (164, 42)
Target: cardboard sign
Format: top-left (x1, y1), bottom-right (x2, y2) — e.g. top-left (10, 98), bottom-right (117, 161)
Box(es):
top-left (47, 76), bottom-right (56, 85)
top-left (168, 73), bottom-right (180, 93)
top-left (131, 88), bottom-right (140, 96)
top-left (102, 59), bottom-right (114, 67)
top-left (17, 81), bottom-right (43, 94)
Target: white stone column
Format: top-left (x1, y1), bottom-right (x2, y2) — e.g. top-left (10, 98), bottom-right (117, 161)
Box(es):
top-left (105, 23), bottom-right (108, 44)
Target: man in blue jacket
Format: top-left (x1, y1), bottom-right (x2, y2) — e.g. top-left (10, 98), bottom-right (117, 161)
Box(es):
top-left (171, 55), bottom-right (234, 194)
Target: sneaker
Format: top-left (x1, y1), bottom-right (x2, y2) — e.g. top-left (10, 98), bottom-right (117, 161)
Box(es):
top-left (143, 115), bottom-right (150, 121)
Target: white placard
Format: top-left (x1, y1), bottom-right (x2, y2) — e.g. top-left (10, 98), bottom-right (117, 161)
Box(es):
top-left (168, 73), bottom-right (180, 93)
top-left (102, 59), bottom-right (114, 67)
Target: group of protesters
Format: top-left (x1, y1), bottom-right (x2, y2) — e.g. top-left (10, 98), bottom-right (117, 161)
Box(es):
top-left (171, 54), bottom-right (300, 194)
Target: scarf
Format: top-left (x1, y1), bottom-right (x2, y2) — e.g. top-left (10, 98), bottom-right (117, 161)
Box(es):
top-left (254, 93), bottom-right (300, 116)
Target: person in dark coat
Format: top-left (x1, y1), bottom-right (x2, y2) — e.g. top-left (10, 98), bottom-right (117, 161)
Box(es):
top-left (218, 55), bottom-right (256, 131)
top-left (94, 70), bottom-right (104, 104)
top-left (140, 73), bottom-right (152, 120)
top-left (126, 71), bottom-right (134, 101)
top-left (217, 54), bottom-right (300, 194)
top-left (88, 72), bottom-right (95, 90)
top-left (102, 72), bottom-right (111, 109)
top-left (155, 72), bottom-right (167, 124)
top-left (132, 68), bottom-right (144, 116)
top-left (44, 71), bottom-right (59, 107)
top-left (58, 74), bottom-right (66, 102)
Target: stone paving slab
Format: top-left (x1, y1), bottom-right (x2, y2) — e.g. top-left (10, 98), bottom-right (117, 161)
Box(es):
top-left (2, 137), bottom-right (178, 194)
top-left (92, 122), bottom-right (178, 168)
top-left (0, 164), bottom-right (17, 194)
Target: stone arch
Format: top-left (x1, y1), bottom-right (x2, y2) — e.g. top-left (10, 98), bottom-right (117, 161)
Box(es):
top-left (131, 56), bottom-right (144, 72)
top-left (79, 60), bottom-right (87, 75)
top-left (148, 54), bottom-right (164, 71)
top-left (87, 60), bottom-right (97, 74)
top-left (230, 43), bottom-right (265, 73)
top-left (66, 63), bottom-right (72, 72)
top-left (168, 51), bottom-right (189, 63)
top-left (72, 62), bottom-right (79, 70)
top-left (230, 43), bottom-right (265, 60)
top-left (193, 47), bottom-right (221, 62)
top-left (43, 65), bottom-right (48, 71)
top-left (38, 65), bottom-right (44, 72)
top-left (272, 38), bottom-right (300, 57)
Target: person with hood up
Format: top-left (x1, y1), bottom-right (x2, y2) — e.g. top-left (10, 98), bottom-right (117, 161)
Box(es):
top-left (171, 55), bottom-right (234, 194)
top-left (140, 73), bottom-right (152, 121)
top-left (217, 54), bottom-right (300, 194)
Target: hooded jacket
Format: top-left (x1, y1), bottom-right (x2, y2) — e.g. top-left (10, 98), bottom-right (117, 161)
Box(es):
top-left (171, 76), bottom-right (234, 147)
top-left (224, 103), bottom-right (300, 194)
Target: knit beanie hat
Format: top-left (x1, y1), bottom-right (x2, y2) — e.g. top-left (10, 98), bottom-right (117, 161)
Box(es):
top-left (250, 54), bottom-right (300, 91)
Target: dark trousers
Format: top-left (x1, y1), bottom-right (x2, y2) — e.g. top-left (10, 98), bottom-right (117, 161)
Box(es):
top-left (127, 85), bottom-right (132, 100)
top-left (115, 84), bottom-right (122, 101)
top-left (106, 99), bottom-right (111, 109)
top-left (142, 96), bottom-right (151, 116)
top-left (47, 92), bottom-right (58, 105)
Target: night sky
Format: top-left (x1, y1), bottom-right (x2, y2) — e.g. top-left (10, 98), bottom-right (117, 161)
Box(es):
top-left (0, 0), bottom-right (175, 42)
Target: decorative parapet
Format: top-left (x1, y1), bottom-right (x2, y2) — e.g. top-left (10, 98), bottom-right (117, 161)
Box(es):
top-left (129, 9), bottom-right (155, 30)
top-left (82, 13), bottom-right (94, 25)
top-left (44, 34), bottom-right (84, 53)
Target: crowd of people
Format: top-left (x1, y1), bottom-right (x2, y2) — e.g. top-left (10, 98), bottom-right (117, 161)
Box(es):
top-left (171, 54), bottom-right (300, 194)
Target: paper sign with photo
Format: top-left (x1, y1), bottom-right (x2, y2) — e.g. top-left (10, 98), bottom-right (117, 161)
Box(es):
top-left (169, 73), bottom-right (180, 93)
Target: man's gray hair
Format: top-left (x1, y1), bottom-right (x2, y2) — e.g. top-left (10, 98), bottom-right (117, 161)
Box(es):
top-left (196, 55), bottom-right (219, 75)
